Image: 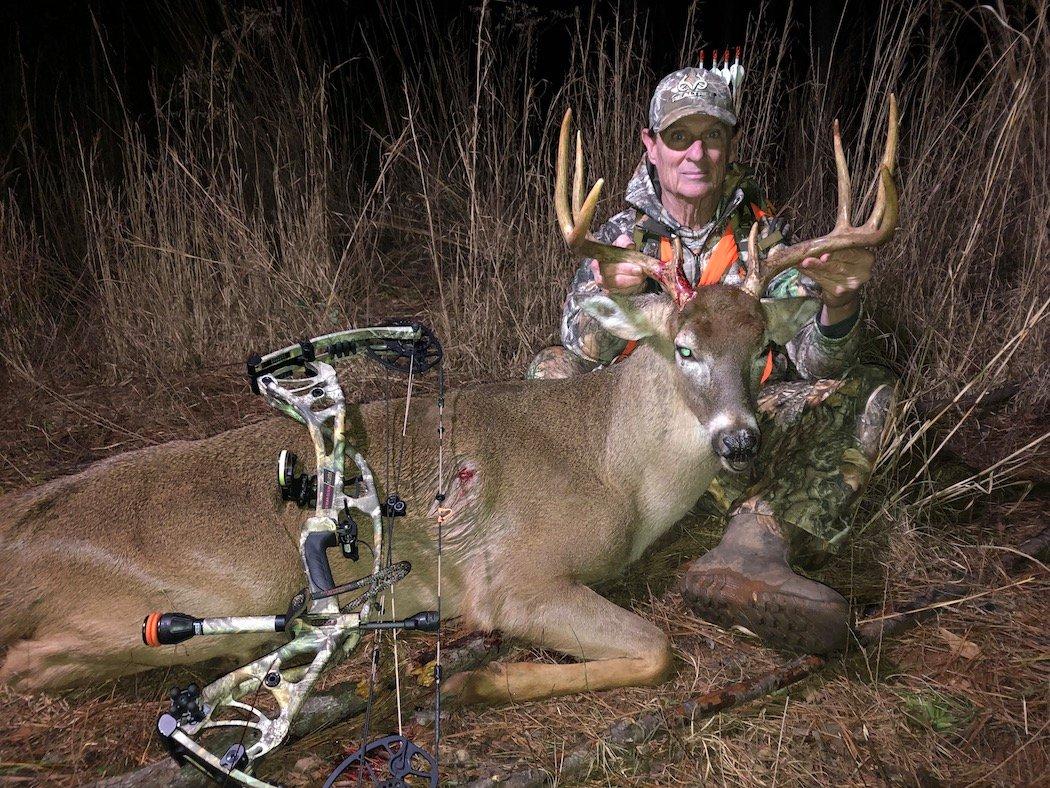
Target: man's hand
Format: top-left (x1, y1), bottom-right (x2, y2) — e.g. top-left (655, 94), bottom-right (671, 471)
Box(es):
top-left (590, 233), bottom-right (648, 295)
top-left (800, 247), bottom-right (873, 323)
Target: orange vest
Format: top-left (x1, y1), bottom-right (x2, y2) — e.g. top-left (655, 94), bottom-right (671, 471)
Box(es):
top-left (613, 204), bottom-right (775, 384)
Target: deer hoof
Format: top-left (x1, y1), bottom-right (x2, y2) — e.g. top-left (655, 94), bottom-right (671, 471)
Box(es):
top-left (441, 664), bottom-right (505, 707)
top-left (855, 383), bottom-right (896, 461)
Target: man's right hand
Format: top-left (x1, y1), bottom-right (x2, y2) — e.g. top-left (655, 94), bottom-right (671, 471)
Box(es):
top-left (589, 233), bottom-right (648, 295)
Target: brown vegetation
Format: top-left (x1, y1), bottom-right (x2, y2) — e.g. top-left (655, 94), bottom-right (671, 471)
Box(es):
top-left (0, 0), bottom-right (1046, 785)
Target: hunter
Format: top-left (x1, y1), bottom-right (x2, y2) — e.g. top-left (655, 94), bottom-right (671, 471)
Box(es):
top-left (528, 67), bottom-right (895, 654)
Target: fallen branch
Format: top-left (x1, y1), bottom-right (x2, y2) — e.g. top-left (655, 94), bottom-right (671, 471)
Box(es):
top-left (858, 525), bottom-right (1050, 642)
top-left (466, 527), bottom-right (1049, 787)
top-left (914, 382), bottom-right (1020, 419)
top-left (92, 632), bottom-right (506, 788)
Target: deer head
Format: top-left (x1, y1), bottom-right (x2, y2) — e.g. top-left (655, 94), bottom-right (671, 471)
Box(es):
top-left (554, 98), bottom-right (898, 472)
top-left (583, 288), bottom-right (813, 471)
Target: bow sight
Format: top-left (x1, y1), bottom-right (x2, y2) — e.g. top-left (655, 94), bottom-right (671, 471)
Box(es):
top-left (141, 322), bottom-right (444, 787)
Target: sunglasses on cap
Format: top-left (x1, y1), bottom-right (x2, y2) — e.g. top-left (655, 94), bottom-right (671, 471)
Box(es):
top-left (658, 124), bottom-right (729, 152)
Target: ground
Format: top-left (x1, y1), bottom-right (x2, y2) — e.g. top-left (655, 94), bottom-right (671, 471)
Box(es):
top-left (0, 364), bottom-right (1045, 786)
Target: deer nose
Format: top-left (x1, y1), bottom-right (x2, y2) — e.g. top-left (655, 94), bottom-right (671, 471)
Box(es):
top-left (714, 427), bottom-right (759, 471)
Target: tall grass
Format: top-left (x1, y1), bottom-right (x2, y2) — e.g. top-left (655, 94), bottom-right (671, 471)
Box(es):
top-left (0, 1), bottom-right (1045, 462)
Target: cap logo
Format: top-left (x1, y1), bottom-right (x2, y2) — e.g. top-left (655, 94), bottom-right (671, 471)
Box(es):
top-left (671, 73), bottom-right (709, 99)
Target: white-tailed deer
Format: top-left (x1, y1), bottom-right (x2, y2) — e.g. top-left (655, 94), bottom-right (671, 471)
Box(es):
top-left (0, 99), bottom-right (897, 706)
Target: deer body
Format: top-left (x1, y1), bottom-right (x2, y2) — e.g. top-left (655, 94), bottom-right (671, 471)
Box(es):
top-left (0, 292), bottom-right (760, 698)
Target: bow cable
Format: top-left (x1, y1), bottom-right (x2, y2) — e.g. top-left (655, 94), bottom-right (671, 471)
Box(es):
top-left (389, 352), bottom-right (416, 735)
top-left (358, 348), bottom-right (415, 776)
top-left (433, 362), bottom-right (447, 763)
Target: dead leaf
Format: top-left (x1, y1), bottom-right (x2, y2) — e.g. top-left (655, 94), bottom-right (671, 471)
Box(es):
top-left (4, 725), bottom-right (38, 745)
top-left (938, 627), bottom-right (981, 659)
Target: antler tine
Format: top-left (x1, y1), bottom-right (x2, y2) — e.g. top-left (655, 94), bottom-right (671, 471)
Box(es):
top-left (742, 222), bottom-right (763, 297)
top-left (752, 94), bottom-right (901, 291)
top-left (555, 109), bottom-right (576, 236)
top-left (555, 109), bottom-right (602, 248)
top-left (870, 93), bottom-right (898, 228)
top-left (572, 129), bottom-right (586, 221)
top-left (832, 119), bottom-right (852, 231)
top-left (871, 166), bottom-right (899, 240)
top-left (881, 93), bottom-right (898, 176)
top-left (555, 109), bottom-right (696, 306)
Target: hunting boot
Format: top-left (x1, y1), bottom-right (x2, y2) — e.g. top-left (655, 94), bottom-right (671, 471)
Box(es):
top-left (680, 381), bottom-right (897, 654)
top-left (680, 507), bottom-right (851, 654)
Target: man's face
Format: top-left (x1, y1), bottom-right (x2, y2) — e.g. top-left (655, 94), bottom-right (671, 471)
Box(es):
top-left (641, 114), bottom-right (736, 208)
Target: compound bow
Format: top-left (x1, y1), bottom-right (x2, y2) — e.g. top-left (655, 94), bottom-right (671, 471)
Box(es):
top-left (140, 322), bottom-right (446, 786)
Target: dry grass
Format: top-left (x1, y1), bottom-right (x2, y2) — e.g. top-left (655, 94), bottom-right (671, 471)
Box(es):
top-left (1, 0), bottom-right (1045, 443)
top-left (0, 0), bottom-right (1047, 785)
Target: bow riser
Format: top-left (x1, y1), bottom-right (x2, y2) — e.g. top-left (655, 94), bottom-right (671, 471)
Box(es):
top-left (148, 324), bottom-right (442, 786)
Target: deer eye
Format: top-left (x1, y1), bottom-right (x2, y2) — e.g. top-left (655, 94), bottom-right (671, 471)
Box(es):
top-left (676, 345), bottom-right (693, 359)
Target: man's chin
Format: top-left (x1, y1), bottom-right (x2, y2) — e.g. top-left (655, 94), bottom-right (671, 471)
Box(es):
top-left (672, 183), bottom-right (715, 203)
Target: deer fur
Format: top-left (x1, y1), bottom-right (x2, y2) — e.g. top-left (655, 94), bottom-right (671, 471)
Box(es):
top-left (0, 286), bottom-right (809, 703)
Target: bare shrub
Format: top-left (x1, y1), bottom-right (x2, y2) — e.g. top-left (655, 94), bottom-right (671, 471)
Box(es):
top-left (0, 195), bottom-right (59, 376)
top-left (0, 0), bottom-right (1045, 466)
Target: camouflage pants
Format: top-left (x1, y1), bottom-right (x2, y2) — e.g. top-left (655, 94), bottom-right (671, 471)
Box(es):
top-left (701, 364), bottom-right (895, 561)
top-left (526, 345), bottom-right (599, 380)
top-left (527, 346), bottom-right (895, 558)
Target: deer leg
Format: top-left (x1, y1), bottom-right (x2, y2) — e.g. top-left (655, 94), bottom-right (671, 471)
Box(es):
top-left (444, 583), bottom-right (672, 706)
top-left (0, 631), bottom-right (139, 691)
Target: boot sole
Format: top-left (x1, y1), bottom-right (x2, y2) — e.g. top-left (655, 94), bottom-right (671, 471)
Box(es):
top-left (682, 569), bottom-right (850, 654)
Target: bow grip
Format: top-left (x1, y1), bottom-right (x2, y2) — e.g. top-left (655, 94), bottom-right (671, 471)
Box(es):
top-left (303, 530), bottom-right (338, 594)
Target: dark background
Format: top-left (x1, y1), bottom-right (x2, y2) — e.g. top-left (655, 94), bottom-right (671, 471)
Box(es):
top-left (2, 0), bottom-right (975, 163)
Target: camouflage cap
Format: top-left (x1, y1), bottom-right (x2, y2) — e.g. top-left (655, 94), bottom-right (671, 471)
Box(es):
top-left (648, 67), bottom-right (736, 131)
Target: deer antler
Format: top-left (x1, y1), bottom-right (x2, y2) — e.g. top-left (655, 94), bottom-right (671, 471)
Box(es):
top-left (555, 109), bottom-right (696, 308)
top-left (742, 94), bottom-right (899, 298)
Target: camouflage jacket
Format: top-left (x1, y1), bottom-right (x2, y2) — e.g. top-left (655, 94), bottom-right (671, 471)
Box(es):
top-left (561, 158), bottom-right (861, 380)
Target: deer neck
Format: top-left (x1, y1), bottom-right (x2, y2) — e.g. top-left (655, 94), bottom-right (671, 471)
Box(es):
top-left (600, 343), bottom-right (721, 541)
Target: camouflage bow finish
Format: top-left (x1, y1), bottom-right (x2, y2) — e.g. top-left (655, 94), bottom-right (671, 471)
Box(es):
top-left (153, 325), bottom-right (433, 787)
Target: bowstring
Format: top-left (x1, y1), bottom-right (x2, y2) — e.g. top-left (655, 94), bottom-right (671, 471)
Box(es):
top-left (433, 361), bottom-right (446, 768)
top-left (357, 345), bottom-right (414, 782)
top-left (352, 331), bottom-right (441, 785)
top-left (355, 359), bottom-right (395, 785)
top-left (388, 351), bottom-right (415, 736)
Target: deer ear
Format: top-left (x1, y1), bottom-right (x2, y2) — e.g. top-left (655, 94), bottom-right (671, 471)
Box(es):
top-left (760, 297), bottom-right (821, 346)
top-left (581, 295), bottom-right (658, 340)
